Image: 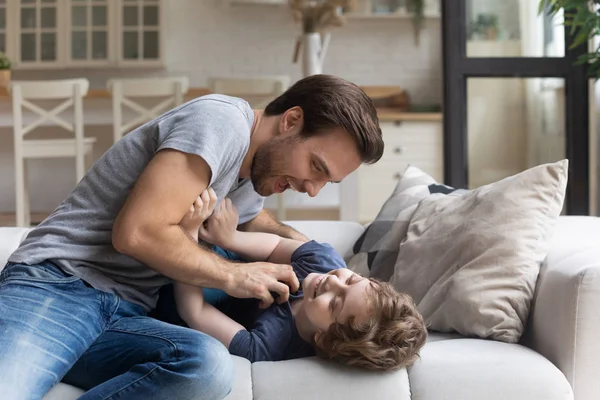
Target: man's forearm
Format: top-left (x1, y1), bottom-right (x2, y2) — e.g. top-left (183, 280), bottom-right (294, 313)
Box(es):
top-left (115, 224), bottom-right (234, 290)
top-left (239, 209), bottom-right (309, 241)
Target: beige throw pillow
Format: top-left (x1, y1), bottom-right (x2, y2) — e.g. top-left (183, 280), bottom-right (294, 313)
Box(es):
top-left (390, 160), bottom-right (568, 343)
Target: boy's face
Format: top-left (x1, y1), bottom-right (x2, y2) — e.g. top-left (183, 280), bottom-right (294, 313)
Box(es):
top-left (300, 269), bottom-right (371, 333)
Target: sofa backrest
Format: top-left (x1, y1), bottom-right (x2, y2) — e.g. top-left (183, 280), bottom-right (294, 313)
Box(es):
top-left (283, 220), bottom-right (365, 257)
top-left (0, 221), bottom-right (366, 272)
top-left (0, 227), bottom-right (32, 271)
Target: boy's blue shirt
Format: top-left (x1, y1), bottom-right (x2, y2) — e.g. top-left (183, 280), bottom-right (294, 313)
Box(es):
top-left (220, 240), bottom-right (347, 362)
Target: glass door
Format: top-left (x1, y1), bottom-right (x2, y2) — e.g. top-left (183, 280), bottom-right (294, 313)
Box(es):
top-left (442, 0), bottom-right (591, 215)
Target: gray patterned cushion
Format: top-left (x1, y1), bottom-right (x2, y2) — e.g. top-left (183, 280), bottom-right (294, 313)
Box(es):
top-left (345, 165), bottom-right (466, 279)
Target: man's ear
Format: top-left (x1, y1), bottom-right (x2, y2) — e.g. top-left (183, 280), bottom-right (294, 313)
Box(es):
top-left (279, 106), bottom-right (304, 136)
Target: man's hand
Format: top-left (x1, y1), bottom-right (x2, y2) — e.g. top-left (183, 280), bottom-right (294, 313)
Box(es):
top-left (224, 262), bottom-right (300, 308)
top-left (179, 188), bottom-right (217, 241)
top-left (199, 198), bottom-right (239, 249)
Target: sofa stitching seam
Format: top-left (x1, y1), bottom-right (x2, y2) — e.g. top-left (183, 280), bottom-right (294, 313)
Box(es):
top-left (571, 268), bottom-right (585, 397)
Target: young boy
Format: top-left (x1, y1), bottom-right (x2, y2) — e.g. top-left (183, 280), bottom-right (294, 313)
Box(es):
top-left (169, 190), bottom-right (427, 371)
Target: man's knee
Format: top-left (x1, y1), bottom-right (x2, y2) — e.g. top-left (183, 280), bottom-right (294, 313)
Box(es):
top-left (176, 331), bottom-right (234, 399)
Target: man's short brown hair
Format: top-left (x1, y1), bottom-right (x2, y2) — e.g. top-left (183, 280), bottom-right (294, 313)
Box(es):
top-left (314, 280), bottom-right (428, 371)
top-left (264, 74), bottom-right (384, 164)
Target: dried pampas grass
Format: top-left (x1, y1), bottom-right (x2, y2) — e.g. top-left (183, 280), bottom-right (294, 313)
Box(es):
top-left (289, 0), bottom-right (356, 33)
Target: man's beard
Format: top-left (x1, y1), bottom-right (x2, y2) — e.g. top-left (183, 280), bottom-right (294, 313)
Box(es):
top-left (251, 135), bottom-right (297, 196)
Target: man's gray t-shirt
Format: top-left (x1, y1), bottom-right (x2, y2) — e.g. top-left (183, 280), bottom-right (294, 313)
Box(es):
top-left (9, 94), bottom-right (264, 311)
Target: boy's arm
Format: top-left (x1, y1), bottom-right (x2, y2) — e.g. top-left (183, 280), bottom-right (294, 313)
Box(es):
top-left (226, 231), bottom-right (305, 265)
top-left (173, 282), bottom-right (244, 348)
top-left (174, 281), bottom-right (293, 362)
top-left (200, 199), bottom-right (306, 264)
top-left (238, 209), bottom-right (309, 242)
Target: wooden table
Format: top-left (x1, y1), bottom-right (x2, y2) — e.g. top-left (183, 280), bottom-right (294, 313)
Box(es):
top-left (0, 86), bottom-right (443, 126)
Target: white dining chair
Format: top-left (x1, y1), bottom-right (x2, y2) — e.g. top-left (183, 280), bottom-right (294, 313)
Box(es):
top-left (107, 76), bottom-right (190, 144)
top-left (11, 78), bottom-right (95, 227)
top-left (208, 75), bottom-right (291, 220)
top-left (207, 75), bottom-right (290, 109)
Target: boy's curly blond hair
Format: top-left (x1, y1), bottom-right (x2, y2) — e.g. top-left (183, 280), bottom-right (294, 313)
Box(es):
top-left (314, 279), bottom-right (427, 371)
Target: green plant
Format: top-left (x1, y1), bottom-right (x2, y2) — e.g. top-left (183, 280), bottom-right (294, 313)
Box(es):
top-left (406, 0), bottom-right (425, 45)
top-left (0, 51), bottom-right (11, 70)
top-left (539, 0), bottom-right (599, 77)
top-left (468, 13), bottom-right (500, 39)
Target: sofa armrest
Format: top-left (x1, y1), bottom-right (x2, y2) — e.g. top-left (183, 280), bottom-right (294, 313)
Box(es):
top-left (525, 217), bottom-right (600, 400)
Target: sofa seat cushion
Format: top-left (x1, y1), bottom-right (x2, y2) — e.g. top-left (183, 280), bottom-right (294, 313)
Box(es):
top-left (225, 356), bottom-right (253, 400)
top-left (252, 357), bottom-right (411, 400)
top-left (408, 338), bottom-right (573, 400)
top-left (0, 227), bottom-right (32, 270)
top-left (42, 383), bottom-right (84, 400)
top-left (426, 331), bottom-right (464, 343)
top-left (42, 355), bottom-right (251, 400)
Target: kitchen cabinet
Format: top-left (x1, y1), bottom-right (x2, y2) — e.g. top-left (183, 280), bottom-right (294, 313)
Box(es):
top-left (0, 2), bottom-right (5, 54)
top-left (340, 119), bottom-right (444, 223)
top-left (4, 0), bottom-right (164, 69)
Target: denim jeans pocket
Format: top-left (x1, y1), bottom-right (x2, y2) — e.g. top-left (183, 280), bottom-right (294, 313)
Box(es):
top-left (0, 261), bottom-right (81, 285)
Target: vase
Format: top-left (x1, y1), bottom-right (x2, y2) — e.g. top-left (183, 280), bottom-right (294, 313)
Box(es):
top-left (302, 32), bottom-right (329, 77)
top-left (0, 70), bottom-right (10, 89)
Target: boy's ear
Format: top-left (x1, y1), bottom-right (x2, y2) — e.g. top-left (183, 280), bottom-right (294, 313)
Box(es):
top-left (313, 330), bottom-right (324, 345)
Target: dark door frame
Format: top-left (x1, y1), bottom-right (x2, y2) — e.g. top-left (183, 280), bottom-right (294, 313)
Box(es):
top-left (441, 0), bottom-right (590, 215)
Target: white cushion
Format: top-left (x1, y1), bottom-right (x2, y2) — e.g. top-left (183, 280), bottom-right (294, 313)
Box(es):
top-left (409, 338), bottom-right (573, 400)
top-left (252, 357), bottom-right (411, 400)
top-left (391, 160), bottom-right (568, 343)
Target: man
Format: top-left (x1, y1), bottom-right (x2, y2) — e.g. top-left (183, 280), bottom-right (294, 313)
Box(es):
top-left (0, 74), bottom-right (383, 400)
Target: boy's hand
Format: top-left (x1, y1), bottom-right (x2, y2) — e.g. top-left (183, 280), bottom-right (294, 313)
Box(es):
top-left (179, 188), bottom-right (217, 241)
top-left (199, 198), bottom-right (239, 249)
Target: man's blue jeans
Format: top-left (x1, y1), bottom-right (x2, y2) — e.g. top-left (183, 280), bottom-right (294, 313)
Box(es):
top-left (0, 261), bottom-right (234, 400)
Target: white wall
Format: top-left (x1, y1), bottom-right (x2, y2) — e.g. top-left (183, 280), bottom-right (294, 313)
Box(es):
top-left (0, 0), bottom-right (442, 214)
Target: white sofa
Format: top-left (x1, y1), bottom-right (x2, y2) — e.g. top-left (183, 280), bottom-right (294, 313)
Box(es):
top-left (1, 216), bottom-right (599, 400)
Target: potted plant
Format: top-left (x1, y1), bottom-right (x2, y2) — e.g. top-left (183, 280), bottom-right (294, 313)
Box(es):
top-left (539, 0), bottom-right (600, 77)
top-left (406, 0), bottom-right (425, 45)
top-left (0, 51), bottom-right (11, 88)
